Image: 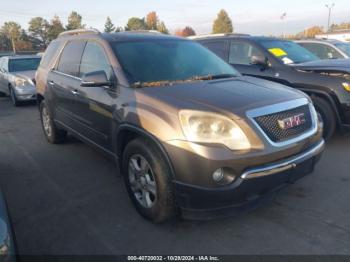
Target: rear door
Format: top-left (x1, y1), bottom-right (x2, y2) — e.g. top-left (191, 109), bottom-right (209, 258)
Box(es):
top-left (47, 40), bottom-right (86, 129)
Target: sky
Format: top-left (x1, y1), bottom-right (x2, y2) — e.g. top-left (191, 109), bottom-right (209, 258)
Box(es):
top-left (0, 0), bottom-right (349, 36)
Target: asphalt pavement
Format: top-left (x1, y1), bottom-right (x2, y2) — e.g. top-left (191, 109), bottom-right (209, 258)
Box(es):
top-left (0, 97), bottom-right (350, 255)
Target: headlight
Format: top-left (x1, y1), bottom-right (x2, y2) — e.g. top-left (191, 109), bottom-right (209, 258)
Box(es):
top-left (342, 82), bottom-right (350, 92)
top-left (179, 110), bottom-right (251, 150)
top-left (15, 77), bottom-right (28, 86)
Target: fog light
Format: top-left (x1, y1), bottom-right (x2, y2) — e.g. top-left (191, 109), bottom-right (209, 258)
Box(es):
top-left (212, 168), bottom-right (224, 182)
top-left (342, 82), bottom-right (350, 92)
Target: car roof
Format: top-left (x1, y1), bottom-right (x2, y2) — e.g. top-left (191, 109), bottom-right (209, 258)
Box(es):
top-left (58, 30), bottom-right (186, 43)
top-left (102, 32), bottom-right (184, 42)
top-left (296, 39), bottom-right (343, 44)
top-left (194, 35), bottom-right (289, 42)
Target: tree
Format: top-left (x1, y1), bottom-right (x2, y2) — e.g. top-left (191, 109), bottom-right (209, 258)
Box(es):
top-left (125, 17), bottom-right (147, 31)
top-left (175, 26), bottom-right (196, 37)
top-left (146, 11), bottom-right (158, 30)
top-left (1, 21), bottom-right (21, 53)
top-left (330, 22), bottom-right (350, 32)
top-left (66, 11), bottom-right (84, 30)
top-left (212, 9), bottom-right (233, 34)
top-left (303, 26), bottom-right (324, 38)
top-left (115, 26), bottom-right (124, 32)
top-left (28, 17), bottom-right (50, 47)
top-left (104, 17), bottom-right (115, 33)
top-left (157, 21), bottom-right (168, 34)
top-left (47, 15), bottom-right (65, 41)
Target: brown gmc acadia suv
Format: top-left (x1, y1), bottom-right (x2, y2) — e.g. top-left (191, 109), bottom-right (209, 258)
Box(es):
top-left (35, 29), bottom-right (325, 222)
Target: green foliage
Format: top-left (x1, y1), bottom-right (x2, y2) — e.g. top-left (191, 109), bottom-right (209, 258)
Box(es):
top-left (125, 17), bottom-right (147, 31)
top-left (66, 11), bottom-right (85, 30)
top-left (104, 17), bottom-right (116, 33)
top-left (28, 17), bottom-right (50, 47)
top-left (47, 15), bottom-right (65, 41)
top-left (212, 9), bottom-right (233, 34)
top-left (157, 21), bottom-right (168, 34)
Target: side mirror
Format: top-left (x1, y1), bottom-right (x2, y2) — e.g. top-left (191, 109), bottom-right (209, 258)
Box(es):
top-left (250, 55), bottom-right (269, 67)
top-left (81, 70), bottom-right (112, 87)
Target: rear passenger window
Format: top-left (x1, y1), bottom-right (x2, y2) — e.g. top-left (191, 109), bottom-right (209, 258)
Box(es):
top-left (79, 42), bottom-right (112, 78)
top-left (229, 41), bottom-right (263, 65)
top-left (56, 41), bottom-right (86, 77)
top-left (40, 41), bottom-right (60, 68)
top-left (202, 41), bottom-right (227, 60)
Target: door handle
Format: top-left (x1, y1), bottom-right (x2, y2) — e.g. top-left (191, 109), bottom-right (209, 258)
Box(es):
top-left (71, 89), bottom-right (80, 95)
top-left (48, 80), bottom-right (55, 86)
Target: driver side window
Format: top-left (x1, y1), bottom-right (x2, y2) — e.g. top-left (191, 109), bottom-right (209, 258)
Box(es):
top-left (229, 41), bottom-right (263, 65)
top-left (79, 42), bottom-right (112, 79)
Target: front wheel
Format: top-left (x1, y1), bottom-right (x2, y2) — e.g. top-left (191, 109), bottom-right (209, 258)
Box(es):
top-left (312, 96), bottom-right (336, 141)
top-left (40, 100), bottom-right (67, 144)
top-left (9, 87), bottom-right (20, 107)
top-left (122, 138), bottom-right (176, 223)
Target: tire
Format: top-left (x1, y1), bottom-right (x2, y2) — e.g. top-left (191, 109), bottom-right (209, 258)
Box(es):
top-left (122, 138), bottom-right (176, 223)
top-left (9, 86), bottom-right (20, 107)
top-left (312, 96), bottom-right (336, 141)
top-left (39, 100), bottom-right (67, 144)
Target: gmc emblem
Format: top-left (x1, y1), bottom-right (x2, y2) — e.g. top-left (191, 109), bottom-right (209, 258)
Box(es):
top-left (278, 113), bottom-right (306, 130)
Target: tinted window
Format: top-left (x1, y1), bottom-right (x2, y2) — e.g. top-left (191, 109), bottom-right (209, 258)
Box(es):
top-left (111, 40), bottom-right (238, 84)
top-left (202, 41), bottom-right (227, 60)
top-left (229, 41), bottom-right (263, 65)
top-left (57, 41), bottom-right (86, 77)
top-left (299, 43), bottom-right (343, 59)
top-left (258, 40), bottom-right (319, 64)
top-left (334, 43), bottom-right (350, 57)
top-left (8, 58), bottom-right (41, 72)
top-left (79, 42), bottom-right (112, 78)
top-left (41, 40), bottom-right (61, 68)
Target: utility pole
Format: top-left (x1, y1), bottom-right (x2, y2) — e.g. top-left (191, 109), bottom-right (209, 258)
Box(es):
top-left (280, 12), bottom-right (287, 38)
top-left (325, 3), bottom-right (335, 38)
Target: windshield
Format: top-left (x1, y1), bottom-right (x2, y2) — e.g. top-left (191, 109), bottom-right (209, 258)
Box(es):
top-left (258, 40), bottom-right (320, 64)
top-left (335, 43), bottom-right (350, 56)
top-left (9, 58), bottom-right (41, 72)
top-left (111, 39), bottom-right (239, 86)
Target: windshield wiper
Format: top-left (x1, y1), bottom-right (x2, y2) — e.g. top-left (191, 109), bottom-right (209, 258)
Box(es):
top-left (131, 80), bottom-right (174, 88)
top-left (188, 74), bottom-right (237, 81)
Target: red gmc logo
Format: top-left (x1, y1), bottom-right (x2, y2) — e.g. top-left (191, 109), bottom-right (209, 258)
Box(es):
top-left (278, 113), bottom-right (306, 130)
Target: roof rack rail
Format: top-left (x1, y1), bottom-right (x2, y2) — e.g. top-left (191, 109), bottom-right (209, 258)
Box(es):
top-left (125, 30), bottom-right (162, 34)
top-left (188, 33), bottom-right (250, 40)
top-left (58, 28), bottom-right (100, 38)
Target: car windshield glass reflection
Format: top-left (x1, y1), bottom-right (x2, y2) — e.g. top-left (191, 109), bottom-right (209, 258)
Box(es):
top-left (9, 58), bottom-right (41, 72)
top-left (259, 40), bottom-right (320, 65)
top-left (111, 40), bottom-right (239, 86)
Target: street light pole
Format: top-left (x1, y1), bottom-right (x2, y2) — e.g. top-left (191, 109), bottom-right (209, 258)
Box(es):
top-left (325, 3), bottom-right (335, 38)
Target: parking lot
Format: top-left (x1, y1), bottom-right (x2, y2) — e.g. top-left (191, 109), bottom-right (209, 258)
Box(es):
top-left (0, 96), bottom-right (350, 255)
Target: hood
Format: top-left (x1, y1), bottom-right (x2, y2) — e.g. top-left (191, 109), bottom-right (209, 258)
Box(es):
top-left (292, 59), bottom-right (350, 73)
top-left (12, 70), bottom-right (36, 81)
top-left (139, 76), bottom-right (306, 118)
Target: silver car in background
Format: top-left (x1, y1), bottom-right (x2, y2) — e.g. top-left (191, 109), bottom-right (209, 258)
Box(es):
top-left (296, 39), bottom-right (350, 60)
top-left (0, 55), bottom-right (41, 106)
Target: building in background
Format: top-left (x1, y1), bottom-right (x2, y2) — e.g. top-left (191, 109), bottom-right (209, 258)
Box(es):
top-left (316, 29), bottom-right (350, 42)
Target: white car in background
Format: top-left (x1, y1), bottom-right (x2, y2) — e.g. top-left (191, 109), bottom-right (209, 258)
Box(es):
top-left (296, 39), bottom-right (350, 60)
top-left (0, 55), bottom-right (41, 106)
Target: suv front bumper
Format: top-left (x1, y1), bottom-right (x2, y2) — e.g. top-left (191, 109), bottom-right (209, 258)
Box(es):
top-left (173, 140), bottom-right (324, 220)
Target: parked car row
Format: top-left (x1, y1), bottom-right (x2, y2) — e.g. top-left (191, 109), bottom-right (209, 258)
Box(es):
top-left (1, 29), bottom-right (349, 223)
top-left (192, 34), bottom-right (350, 140)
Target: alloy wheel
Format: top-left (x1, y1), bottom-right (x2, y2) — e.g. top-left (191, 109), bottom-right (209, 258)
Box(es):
top-left (128, 154), bottom-right (157, 208)
top-left (41, 106), bottom-right (52, 137)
